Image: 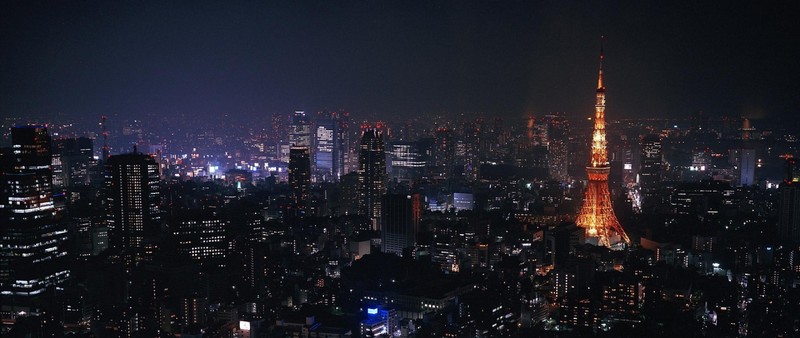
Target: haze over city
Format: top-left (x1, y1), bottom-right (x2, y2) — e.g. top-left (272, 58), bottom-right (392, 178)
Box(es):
top-left (2, 1), bottom-right (799, 120)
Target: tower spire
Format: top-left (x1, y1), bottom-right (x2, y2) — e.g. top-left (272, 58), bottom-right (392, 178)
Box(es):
top-left (597, 35), bottom-right (605, 90)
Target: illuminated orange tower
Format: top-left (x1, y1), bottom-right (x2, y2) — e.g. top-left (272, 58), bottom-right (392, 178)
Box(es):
top-left (575, 39), bottom-right (631, 248)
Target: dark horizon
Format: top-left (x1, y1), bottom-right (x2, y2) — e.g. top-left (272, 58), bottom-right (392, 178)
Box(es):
top-left (2, 1), bottom-right (799, 121)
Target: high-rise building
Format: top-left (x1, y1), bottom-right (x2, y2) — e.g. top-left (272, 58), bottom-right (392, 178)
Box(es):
top-left (739, 148), bottom-right (756, 186)
top-left (288, 146), bottom-right (310, 216)
top-left (574, 41), bottom-right (631, 248)
top-left (289, 110), bottom-right (312, 148)
top-left (0, 126), bottom-right (70, 298)
top-left (338, 172), bottom-right (361, 216)
top-left (314, 111), bottom-right (345, 182)
top-left (599, 272), bottom-right (643, 322)
top-left (381, 194), bottom-right (421, 257)
top-left (171, 210), bottom-right (228, 268)
top-left (388, 141), bottom-right (426, 182)
top-left (778, 157), bottom-right (800, 245)
top-left (52, 137), bottom-right (95, 189)
top-left (546, 113), bottom-right (570, 182)
top-left (105, 152), bottom-right (161, 261)
top-left (358, 129), bottom-right (387, 227)
top-left (462, 122), bottom-right (482, 181)
top-left (73, 212), bottom-right (107, 259)
top-left (433, 128), bottom-right (454, 178)
top-left (639, 134), bottom-right (662, 213)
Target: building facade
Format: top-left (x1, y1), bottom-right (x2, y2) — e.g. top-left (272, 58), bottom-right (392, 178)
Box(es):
top-left (359, 129), bottom-right (387, 228)
top-left (105, 152), bottom-right (161, 262)
top-left (0, 126), bottom-right (70, 298)
top-left (381, 194), bottom-right (421, 257)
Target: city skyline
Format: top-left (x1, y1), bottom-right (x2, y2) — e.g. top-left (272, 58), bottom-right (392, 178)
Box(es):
top-left (2, 1), bottom-right (799, 121)
top-left (2, 2), bottom-right (800, 337)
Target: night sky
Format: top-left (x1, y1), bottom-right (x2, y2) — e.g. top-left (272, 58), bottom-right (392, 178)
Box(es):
top-left (1, 1), bottom-right (798, 121)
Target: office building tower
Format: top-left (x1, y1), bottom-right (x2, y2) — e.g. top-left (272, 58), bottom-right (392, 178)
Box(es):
top-left (171, 210), bottom-right (228, 268)
top-left (0, 126), bottom-right (70, 298)
top-left (739, 148), bottom-right (756, 186)
top-left (574, 42), bottom-right (631, 248)
top-left (433, 128), bottom-right (454, 177)
top-left (52, 137), bottom-right (95, 189)
top-left (639, 134), bottom-right (662, 212)
top-left (100, 115), bottom-right (110, 161)
top-left (547, 113), bottom-right (570, 182)
top-left (73, 213), bottom-right (108, 259)
top-left (778, 157), bottom-right (800, 245)
top-left (358, 129), bottom-right (387, 227)
top-left (288, 146), bottom-right (310, 215)
top-left (289, 110), bottom-right (311, 148)
top-left (339, 172), bottom-right (361, 216)
top-left (599, 272), bottom-right (643, 322)
top-left (105, 152), bottom-right (161, 260)
top-left (388, 141), bottom-right (426, 182)
top-left (462, 122), bottom-right (481, 181)
top-left (333, 111), bottom-right (350, 178)
top-left (381, 194), bottom-right (421, 257)
top-left (314, 111), bottom-right (344, 182)
top-left (270, 112), bottom-right (288, 144)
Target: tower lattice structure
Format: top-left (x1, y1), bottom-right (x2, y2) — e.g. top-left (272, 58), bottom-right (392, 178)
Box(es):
top-left (575, 40), bottom-right (631, 248)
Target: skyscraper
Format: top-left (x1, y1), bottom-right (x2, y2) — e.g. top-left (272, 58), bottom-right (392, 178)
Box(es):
top-left (462, 121), bottom-right (481, 181)
top-left (314, 111), bottom-right (343, 182)
top-left (289, 110), bottom-right (311, 148)
top-left (778, 157), bottom-right (800, 245)
top-left (381, 194), bottom-right (421, 257)
top-left (388, 141), bottom-right (426, 182)
top-left (639, 134), bottom-right (662, 213)
top-left (574, 42), bottom-right (631, 248)
top-left (105, 151), bottom-right (161, 262)
top-left (546, 113), bottom-right (570, 182)
top-left (171, 210), bottom-right (228, 268)
top-left (289, 146), bottom-right (310, 216)
top-left (433, 128), bottom-right (454, 178)
top-left (52, 137), bottom-right (95, 189)
top-left (358, 129), bottom-right (387, 227)
top-left (0, 126), bottom-right (70, 298)
top-left (739, 148), bottom-right (756, 186)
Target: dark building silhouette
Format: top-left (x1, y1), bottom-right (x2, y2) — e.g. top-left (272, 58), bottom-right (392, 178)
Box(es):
top-left (546, 113), bottom-right (570, 182)
top-left (433, 128), bottom-right (454, 178)
top-left (358, 129), bottom-right (386, 228)
top-left (105, 151), bottom-right (161, 262)
top-left (170, 209), bottom-right (228, 268)
top-left (0, 126), bottom-right (70, 299)
top-left (381, 193), bottom-right (421, 257)
top-left (639, 134), bottom-right (662, 213)
top-left (288, 146), bottom-right (310, 216)
top-left (778, 157), bottom-right (800, 245)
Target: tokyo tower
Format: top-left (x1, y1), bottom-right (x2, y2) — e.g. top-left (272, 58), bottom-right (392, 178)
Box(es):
top-left (575, 39), bottom-right (631, 248)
